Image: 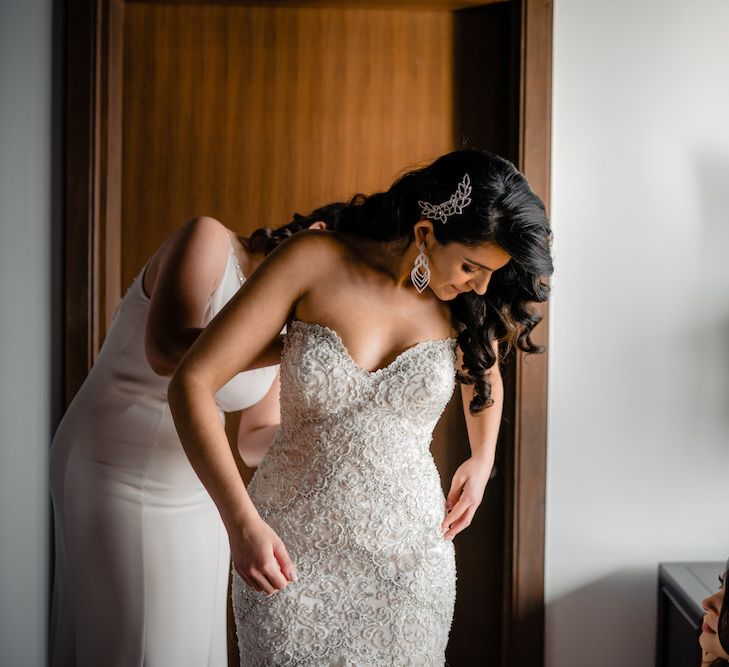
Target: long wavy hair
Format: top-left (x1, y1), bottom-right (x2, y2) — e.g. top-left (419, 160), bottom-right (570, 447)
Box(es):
top-left (250, 202), bottom-right (345, 256)
top-left (336, 149), bottom-right (553, 414)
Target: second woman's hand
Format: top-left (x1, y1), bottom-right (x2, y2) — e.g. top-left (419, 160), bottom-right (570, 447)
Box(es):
top-left (230, 514), bottom-right (297, 595)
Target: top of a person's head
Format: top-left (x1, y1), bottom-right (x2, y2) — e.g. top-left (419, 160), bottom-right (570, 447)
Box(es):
top-left (336, 148), bottom-right (553, 283)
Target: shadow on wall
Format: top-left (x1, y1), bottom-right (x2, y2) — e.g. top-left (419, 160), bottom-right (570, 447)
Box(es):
top-left (546, 568), bottom-right (658, 667)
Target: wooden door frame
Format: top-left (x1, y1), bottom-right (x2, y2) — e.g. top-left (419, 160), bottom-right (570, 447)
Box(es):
top-left (63, 1), bottom-right (551, 664)
top-left (505, 2), bottom-right (551, 665)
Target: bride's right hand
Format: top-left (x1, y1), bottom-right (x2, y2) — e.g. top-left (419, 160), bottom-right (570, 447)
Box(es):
top-left (230, 515), bottom-right (297, 595)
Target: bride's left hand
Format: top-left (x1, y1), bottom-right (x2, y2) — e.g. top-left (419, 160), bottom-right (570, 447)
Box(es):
top-left (441, 456), bottom-right (492, 540)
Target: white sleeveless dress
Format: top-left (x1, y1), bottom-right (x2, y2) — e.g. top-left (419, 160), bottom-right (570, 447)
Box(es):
top-left (49, 242), bottom-right (278, 667)
top-left (233, 320), bottom-right (458, 666)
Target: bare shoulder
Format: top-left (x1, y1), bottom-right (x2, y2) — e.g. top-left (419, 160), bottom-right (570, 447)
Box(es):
top-left (146, 216), bottom-right (231, 296)
top-left (271, 228), bottom-right (348, 257)
top-left (263, 229), bottom-right (349, 279)
top-left (176, 215), bottom-right (231, 252)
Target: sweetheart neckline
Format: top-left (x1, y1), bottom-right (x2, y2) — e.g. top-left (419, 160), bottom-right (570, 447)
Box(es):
top-left (290, 319), bottom-right (456, 376)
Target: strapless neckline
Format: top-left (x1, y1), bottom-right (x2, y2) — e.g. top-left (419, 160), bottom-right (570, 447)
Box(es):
top-left (289, 319), bottom-right (456, 377)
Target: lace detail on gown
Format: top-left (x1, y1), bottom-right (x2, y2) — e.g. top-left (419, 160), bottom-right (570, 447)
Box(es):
top-left (233, 320), bottom-right (458, 666)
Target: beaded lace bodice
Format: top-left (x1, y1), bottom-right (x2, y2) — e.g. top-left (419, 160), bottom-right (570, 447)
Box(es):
top-left (233, 319), bottom-right (459, 666)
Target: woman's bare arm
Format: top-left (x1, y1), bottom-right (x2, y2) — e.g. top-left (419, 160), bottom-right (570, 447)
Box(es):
top-left (168, 231), bottom-right (335, 592)
top-left (144, 216), bottom-right (285, 374)
top-left (459, 341), bottom-right (503, 469)
top-left (144, 217), bottom-right (231, 376)
top-left (441, 342), bottom-right (503, 540)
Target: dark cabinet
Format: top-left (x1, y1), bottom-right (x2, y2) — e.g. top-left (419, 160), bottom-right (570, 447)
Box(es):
top-left (657, 562), bottom-right (724, 667)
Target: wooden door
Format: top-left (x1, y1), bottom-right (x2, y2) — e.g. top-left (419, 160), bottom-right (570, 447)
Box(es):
top-left (64, 1), bottom-right (551, 664)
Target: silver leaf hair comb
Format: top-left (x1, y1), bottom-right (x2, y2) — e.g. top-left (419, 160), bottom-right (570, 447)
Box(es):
top-left (418, 173), bottom-right (472, 223)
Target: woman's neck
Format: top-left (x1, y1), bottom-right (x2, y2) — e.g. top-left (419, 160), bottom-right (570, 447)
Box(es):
top-left (340, 234), bottom-right (418, 291)
top-left (374, 238), bottom-right (420, 290)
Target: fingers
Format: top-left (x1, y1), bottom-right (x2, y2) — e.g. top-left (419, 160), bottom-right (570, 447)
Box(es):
top-left (441, 493), bottom-right (469, 533)
top-left (233, 561), bottom-right (267, 594)
top-left (238, 570), bottom-right (260, 593)
top-left (442, 484), bottom-right (483, 539)
top-left (445, 477), bottom-right (464, 512)
top-left (262, 561), bottom-right (289, 591)
top-left (250, 570), bottom-right (277, 595)
top-left (443, 505), bottom-right (476, 540)
top-left (236, 564), bottom-right (286, 595)
top-left (274, 540), bottom-right (298, 583)
top-left (234, 556), bottom-right (294, 595)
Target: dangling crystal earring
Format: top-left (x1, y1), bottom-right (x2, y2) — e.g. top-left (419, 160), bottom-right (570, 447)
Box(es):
top-left (410, 242), bottom-right (431, 293)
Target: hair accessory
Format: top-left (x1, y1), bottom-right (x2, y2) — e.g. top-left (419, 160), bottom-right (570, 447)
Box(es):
top-left (410, 242), bottom-right (431, 293)
top-left (418, 174), bottom-right (472, 223)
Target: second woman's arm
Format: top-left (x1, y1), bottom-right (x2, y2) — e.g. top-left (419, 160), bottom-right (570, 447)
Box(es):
top-left (144, 217), bottom-right (230, 376)
top-left (236, 371), bottom-right (282, 468)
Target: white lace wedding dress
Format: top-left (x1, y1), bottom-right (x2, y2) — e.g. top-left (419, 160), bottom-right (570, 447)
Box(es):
top-left (233, 319), bottom-right (458, 666)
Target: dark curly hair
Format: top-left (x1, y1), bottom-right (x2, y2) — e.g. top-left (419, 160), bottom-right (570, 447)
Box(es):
top-left (250, 202), bottom-right (345, 256)
top-left (335, 149), bottom-right (553, 414)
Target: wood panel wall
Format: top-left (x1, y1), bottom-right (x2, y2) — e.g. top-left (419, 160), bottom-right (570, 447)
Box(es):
top-left (122, 3), bottom-right (455, 287)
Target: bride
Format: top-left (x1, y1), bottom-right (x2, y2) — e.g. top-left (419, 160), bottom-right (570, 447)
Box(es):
top-left (169, 149), bottom-right (553, 664)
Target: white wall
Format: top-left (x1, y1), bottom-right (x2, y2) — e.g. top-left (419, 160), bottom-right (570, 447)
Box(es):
top-left (0, 1), bottom-right (59, 665)
top-left (547, 1), bottom-right (729, 665)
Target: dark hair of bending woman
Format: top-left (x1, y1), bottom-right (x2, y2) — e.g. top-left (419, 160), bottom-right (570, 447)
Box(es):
top-left (336, 148), bottom-right (553, 413)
